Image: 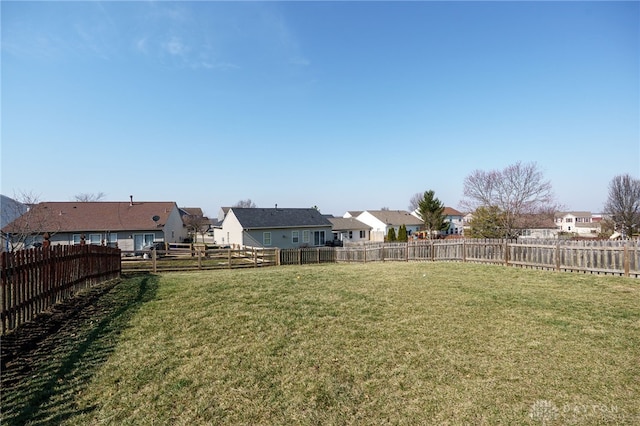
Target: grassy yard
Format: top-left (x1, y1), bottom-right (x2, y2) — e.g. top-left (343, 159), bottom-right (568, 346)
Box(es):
top-left (2, 263), bottom-right (639, 425)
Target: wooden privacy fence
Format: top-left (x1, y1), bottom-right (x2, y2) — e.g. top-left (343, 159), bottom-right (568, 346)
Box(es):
top-left (336, 239), bottom-right (640, 278)
top-left (278, 247), bottom-right (336, 265)
top-left (1, 245), bottom-right (121, 334)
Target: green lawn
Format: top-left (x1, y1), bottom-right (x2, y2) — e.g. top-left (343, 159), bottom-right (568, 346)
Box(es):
top-left (3, 263), bottom-right (639, 425)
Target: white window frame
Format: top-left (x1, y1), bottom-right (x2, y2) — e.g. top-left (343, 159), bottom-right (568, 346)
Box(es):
top-left (359, 230), bottom-right (366, 238)
top-left (302, 230), bottom-right (310, 243)
top-left (72, 234), bottom-right (82, 245)
top-left (292, 231), bottom-right (299, 243)
top-left (89, 233), bottom-right (102, 245)
top-left (263, 232), bottom-right (272, 246)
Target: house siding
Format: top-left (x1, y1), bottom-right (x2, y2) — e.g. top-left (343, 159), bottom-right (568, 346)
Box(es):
top-left (244, 226), bottom-right (333, 249)
top-left (356, 211), bottom-right (422, 242)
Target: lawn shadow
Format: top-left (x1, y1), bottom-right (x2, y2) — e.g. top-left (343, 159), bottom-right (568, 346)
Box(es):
top-left (1, 273), bottom-right (159, 425)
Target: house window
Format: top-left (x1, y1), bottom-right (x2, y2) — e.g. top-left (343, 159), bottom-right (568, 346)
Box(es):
top-left (566, 218), bottom-right (573, 223)
top-left (292, 231), bottom-right (299, 243)
top-left (107, 233), bottom-right (118, 243)
top-left (89, 234), bottom-right (102, 245)
top-left (313, 231), bottom-right (325, 246)
top-left (302, 230), bottom-right (310, 243)
top-left (263, 232), bottom-right (272, 246)
top-left (72, 234), bottom-right (82, 245)
top-left (359, 230), bottom-right (366, 238)
top-left (348, 231), bottom-right (353, 239)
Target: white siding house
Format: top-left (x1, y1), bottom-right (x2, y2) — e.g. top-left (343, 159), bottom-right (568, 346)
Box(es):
top-left (555, 211), bottom-right (600, 236)
top-left (327, 217), bottom-right (371, 244)
top-left (355, 210), bottom-right (423, 242)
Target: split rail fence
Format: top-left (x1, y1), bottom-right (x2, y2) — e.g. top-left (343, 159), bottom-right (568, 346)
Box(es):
top-left (1, 245), bottom-right (121, 334)
top-left (121, 246), bottom-right (278, 273)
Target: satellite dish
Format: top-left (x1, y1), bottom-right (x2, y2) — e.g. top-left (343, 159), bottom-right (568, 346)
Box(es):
top-left (152, 215), bottom-right (160, 222)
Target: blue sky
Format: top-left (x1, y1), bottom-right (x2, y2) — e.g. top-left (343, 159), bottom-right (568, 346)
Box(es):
top-left (2, 1), bottom-right (638, 217)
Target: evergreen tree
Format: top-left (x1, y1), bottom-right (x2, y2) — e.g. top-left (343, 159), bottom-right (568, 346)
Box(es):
top-left (386, 227), bottom-right (397, 242)
top-left (467, 206), bottom-right (505, 238)
top-left (417, 190), bottom-right (447, 239)
top-left (397, 224), bottom-right (408, 242)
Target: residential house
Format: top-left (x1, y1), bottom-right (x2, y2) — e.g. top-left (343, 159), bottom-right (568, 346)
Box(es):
top-left (353, 210), bottom-right (423, 242)
top-left (218, 207), bottom-right (333, 248)
top-left (555, 211), bottom-right (601, 237)
top-left (179, 207), bottom-right (211, 243)
top-left (515, 214), bottom-right (559, 239)
top-left (343, 211), bottom-right (363, 219)
top-left (327, 216), bottom-right (372, 244)
top-left (442, 207), bottom-right (465, 236)
top-left (1, 199), bottom-right (187, 251)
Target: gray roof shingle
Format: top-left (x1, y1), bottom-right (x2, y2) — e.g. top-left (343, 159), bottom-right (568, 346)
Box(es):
top-left (231, 208), bottom-right (331, 229)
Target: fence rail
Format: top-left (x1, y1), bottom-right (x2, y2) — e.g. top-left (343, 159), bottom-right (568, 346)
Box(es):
top-left (121, 247), bottom-right (278, 273)
top-left (1, 245), bottom-right (121, 334)
top-left (3, 240), bottom-right (637, 333)
top-left (121, 240), bottom-right (640, 277)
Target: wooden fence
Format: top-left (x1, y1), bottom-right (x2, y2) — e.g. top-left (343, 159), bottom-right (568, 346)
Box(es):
top-left (121, 247), bottom-right (278, 273)
top-left (1, 245), bottom-right (121, 334)
top-left (120, 240), bottom-right (640, 277)
top-left (279, 247), bottom-right (336, 265)
top-left (336, 239), bottom-right (640, 277)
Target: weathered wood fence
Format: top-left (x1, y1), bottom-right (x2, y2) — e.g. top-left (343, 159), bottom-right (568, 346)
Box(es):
top-left (336, 239), bottom-right (640, 277)
top-left (1, 245), bottom-right (121, 334)
top-left (121, 247), bottom-right (279, 273)
top-left (120, 240), bottom-right (640, 278)
top-left (279, 247), bottom-right (336, 265)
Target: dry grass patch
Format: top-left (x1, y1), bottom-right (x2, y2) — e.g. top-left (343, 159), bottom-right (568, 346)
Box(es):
top-left (3, 263), bottom-right (639, 425)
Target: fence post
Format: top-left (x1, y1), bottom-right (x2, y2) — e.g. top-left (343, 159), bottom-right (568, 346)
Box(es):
top-left (254, 248), bottom-right (258, 268)
top-left (462, 239), bottom-right (466, 262)
top-left (624, 243), bottom-right (630, 277)
top-left (228, 248), bottom-right (232, 269)
top-left (556, 240), bottom-right (561, 272)
top-left (504, 240), bottom-right (510, 267)
top-left (152, 248), bottom-right (157, 274)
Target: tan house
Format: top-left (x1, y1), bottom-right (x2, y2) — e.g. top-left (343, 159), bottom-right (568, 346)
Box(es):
top-left (2, 199), bottom-right (187, 251)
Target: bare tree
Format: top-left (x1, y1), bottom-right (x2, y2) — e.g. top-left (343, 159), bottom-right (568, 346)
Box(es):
top-left (604, 174), bottom-right (640, 238)
top-left (233, 199), bottom-right (257, 208)
top-left (1, 191), bottom-right (59, 251)
top-left (182, 213), bottom-right (210, 243)
top-left (73, 192), bottom-right (106, 202)
top-left (461, 162), bottom-right (555, 238)
top-left (408, 192), bottom-right (423, 212)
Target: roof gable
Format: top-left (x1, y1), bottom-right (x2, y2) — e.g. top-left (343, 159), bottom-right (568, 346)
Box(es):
top-left (362, 210), bottom-right (424, 226)
top-left (230, 208), bottom-right (331, 229)
top-left (328, 217), bottom-right (371, 231)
